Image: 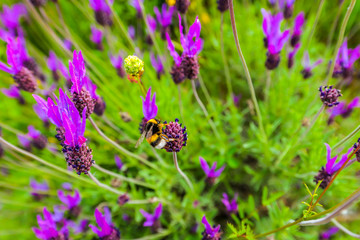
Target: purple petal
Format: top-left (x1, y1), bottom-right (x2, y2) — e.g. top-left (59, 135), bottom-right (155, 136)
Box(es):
top-left (199, 157), bottom-right (210, 175)
top-left (154, 203), bottom-right (162, 219)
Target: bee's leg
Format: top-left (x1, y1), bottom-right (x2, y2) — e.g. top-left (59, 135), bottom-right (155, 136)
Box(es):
top-left (160, 134), bottom-right (175, 141)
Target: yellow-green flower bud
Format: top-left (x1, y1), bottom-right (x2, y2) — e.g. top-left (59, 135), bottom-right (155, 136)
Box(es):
top-left (124, 55), bottom-right (144, 81)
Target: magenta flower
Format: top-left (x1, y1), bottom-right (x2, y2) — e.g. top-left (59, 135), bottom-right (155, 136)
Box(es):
top-left (147, 15), bottom-right (157, 33)
top-left (90, 26), bottom-right (104, 50)
top-left (33, 104), bottom-right (50, 127)
top-left (1, 84), bottom-right (24, 104)
top-left (150, 53), bottom-right (164, 79)
top-left (110, 52), bottom-right (126, 78)
top-left (141, 87), bottom-right (158, 120)
top-left (327, 97), bottom-right (360, 124)
top-left (261, 9), bottom-right (290, 70)
top-left (62, 182), bottom-right (73, 191)
top-left (18, 125), bottom-right (47, 151)
top-left (320, 227), bottom-right (339, 239)
top-left (89, 207), bottom-right (120, 239)
top-left (47, 51), bottom-right (63, 81)
top-left (89, 0), bottom-right (113, 26)
top-left (301, 51), bottom-right (323, 79)
top-left (288, 43), bottom-right (300, 69)
top-left (114, 155), bottom-right (124, 170)
top-left (58, 189), bottom-right (81, 218)
top-left (269, 0), bottom-right (295, 18)
top-left (0, 37), bottom-right (37, 92)
top-left (221, 193), bottom-right (238, 214)
top-left (201, 216), bottom-right (222, 240)
top-left (199, 157), bottom-right (225, 185)
top-left (30, 179), bottom-right (49, 200)
top-left (154, 3), bottom-right (174, 39)
top-left (333, 38), bottom-right (360, 78)
top-left (32, 208), bottom-right (69, 240)
top-left (0, 4), bottom-right (27, 37)
top-left (140, 203), bottom-right (162, 229)
top-left (314, 143), bottom-right (353, 189)
top-left (18, 134), bottom-right (31, 151)
top-left (232, 93), bottom-right (241, 107)
top-left (290, 12), bottom-right (305, 47)
top-left (130, 0), bottom-right (143, 18)
top-left (63, 39), bottom-right (72, 51)
top-left (128, 25), bottom-right (136, 40)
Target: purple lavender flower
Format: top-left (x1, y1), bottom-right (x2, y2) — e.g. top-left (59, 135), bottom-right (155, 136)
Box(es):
top-left (122, 214), bottom-right (131, 222)
top-left (130, 0), bottom-right (143, 18)
top-left (89, 207), bottom-right (120, 239)
top-left (51, 206), bottom-right (65, 223)
top-left (128, 25), bottom-right (136, 40)
top-left (28, 125), bottom-right (48, 149)
top-left (1, 84), bottom-right (25, 104)
top-left (30, 179), bottom-right (49, 201)
top-left (141, 87), bottom-right (158, 121)
top-left (290, 12), bottom-right (304, 47)
top-left (90, 26), bottom-right (104, 50)
top-left (301, 51), bottom-right (323, 79)
top-left (0, 4), bottom-right (27, 37)
top-left (63, 39), bottom-right (72, 51)
top-left (147, 15), bottom-right (157, 34)
top-left (232, 93), bottom-right (241, 107)
top-left (201, 216), bottom-right (222, 240)
top-left (115, 155), bottom-right (124, 170)
top-left (89, 0), bottom-right (113, 26)
top-left (110, 52), bottom-right (126, 78)
top-left (327, 97), bottom-right (360, 124)
top-left (162, 118), bottom-right (188, 152)
top-left (270, 0), bottom-right (295, 18)
top-left (33, 88), bottom-right (94, 175)
top-left (58, 189), bottom-right (81, 218)
top-left (333, 38), bottom-right (360, 79)
top-left (62, 182), bottom-right (73, 191)
top-left (68, 219), bottom-right (89, 234)
top-left (47, 51), bottom-right (62, 81)
top-left (32, 208), bottom-right (69, 240)
top-left (199, 157), bottom-right (225, 185)
top-left (319, 86), bottom-right (342, 107)
top-left (166, 14), bottom-right (203, 82)
top-left (18, 134), bottom-right (32, 151)
top-left (287, 43), bottom-right (300, 69)
top-left (140, 203), bottom-right (162, 232)
top-left (150, 53), bottom-right (164, 79)
top-left (117, 193), bottom-right (130, 206)
top-left (261, 9), bottom-right (290, 70)
top-left (33, 104), bottom-right (50, 127)
top-left (314, 143), bottom-right (353, 189)
top-left (319, 227), bottom-right (339, 240)
top-left (154, 4), bottom-right (174, 40)
top-left (221, 193), bottom-right (238, 214)
top-left (176, 0), bottom-right (190, 14)
top-left (84, 76), bottom-right (105, 116)
top-left (0, 37), bottom-right (37, 92)
top-left (69, 50), bottom-right (96, 118)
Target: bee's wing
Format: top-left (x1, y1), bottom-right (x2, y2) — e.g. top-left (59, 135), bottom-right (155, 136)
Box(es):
top-left (146, 124), bottom-right (154, 139)
top-left (135, 131), bottom-right (146, 148)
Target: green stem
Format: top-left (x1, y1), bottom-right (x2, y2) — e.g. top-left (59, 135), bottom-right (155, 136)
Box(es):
top-left (304, 0), bottom-right (325, 51)
top-left (299, 104), bottom-right (325, 141)
top-left (87, 172), bottom-right (123, 195)
top-left (172, 152), bottom-right (194, 192)
top-left (326, 1), bottom-right (345, 47)
top-left (177, 85), bottom-right (185, 122)
top-left (265, 70), bottom-right (271, 103)
top-left (324, 0), bottom-right (357, 85)
top-left (220, 13), bottom-right (233, 99)
top-left (333, 124), bottom-right (360, 150)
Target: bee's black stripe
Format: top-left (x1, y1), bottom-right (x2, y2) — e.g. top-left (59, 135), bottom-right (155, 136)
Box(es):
top-left (150, 136), bottom-right (161, 147)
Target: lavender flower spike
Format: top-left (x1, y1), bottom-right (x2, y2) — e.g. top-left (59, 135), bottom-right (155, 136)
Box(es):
top-left (32, 207), bottom-right (69, 240)
top-left (90, 26), bottom-right (104, 50)
top-left (301, 51), bottom-right (323, 79)
top-left (201, 215), bottom-right (222, 240)
top-left (1, 84), bottom-right (25, 104)
top-left (89, 0), bottom-right (113, 26)
top-left (0, 37), bottom-right (37, 92)
top-left (30, 179), bottom-right (49, 201)
top-left (327, 97), bottom-right (360, 124)
top-left (110, 52), bottom-right (126, 78)
top-left (0, 4), bottom-right (27, 37)
top-left (139, 203), bottom-right (162, 232)
top-left (333, 38), bottom-right (360, 79)
top-left (222, 193), bottom-right (238, 214)
top-left (287, 43), bottom-right (300, 69)
top-left (261, 9), bottom-right (290, 70)
top-left (141, 87), bottom-right (158, 121)
top-left (200, 157), bottom-right (225, 185)
top-left (320, 227), bottom-right (339, 240)
top-left (89, 207), bottom-right (120, 239)
top-left (47, 51), bottom-right (62, 81)
top-left (291, 12), bottom-right (305, 47)
top-left (58, 189), bottom-right (82, 218)
top-left (314, 143), bottom-right (353, 189)
top-left (150, 53), bottom-right (164, 79)
top-left (162, 118), bottom-right (188, 152)
top-left (154, 3), bottom-right (174, 39)
top-left (115, 155), bottom-right (124, 170)
top-left (319, 86), bottom-right (342, 107)
top-left (130, 0), bottom-right (144, 18)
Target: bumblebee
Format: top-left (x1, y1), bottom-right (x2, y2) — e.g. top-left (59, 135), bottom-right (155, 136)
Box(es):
top-left (135, 119), bottom-right (173, 149)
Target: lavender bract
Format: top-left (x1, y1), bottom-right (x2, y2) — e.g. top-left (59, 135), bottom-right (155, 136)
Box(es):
top-left (1, 84), bottom-right (25, 104)
top-left (287, 43), bottom-right (300, 69)
top-left (0, 3), bottom-right (27, 37)
top-left (319, 227), bottom-right (339, 240)
top-left (90, 26), bottom-right (104, 50)
top-left (154, 4), bottom-right (174, 40)
top-left (290, 12), bottom-right (304, 47)
top-left (327, 97), bottom-right (360, 124)
top-left (114, 155), bottom-right (124, 170)
top-left (130, 0), bottom-right (144, 18)
top-left (221, 193), bottom-right (238, 214)
top-left (199, 157), bottom-right (225, 185)
top-left (58, 189), bottom-right (82, 218)
top-left (89, 207), bottom-right (120, 239)
top-left (301, 51), bottom-right (323, 79)
top-left (140, 203), bottom-right (162, 232)
top-left (110, 52), bottom-right (126, 78)
top-left (333, 38), bottom-right (360, 79)
top-left (141, 87), bottom-right (158, 121)
top-left (150, 53), bottom-right (164, 79)
top-left (89, 0), bottom-right (113, 26)
top-left (201, 215), bottom-right (222, 240)
top-left (47, 51), bottom-right (62, 81)
top-left (30, 179), bottom-right (49, 201)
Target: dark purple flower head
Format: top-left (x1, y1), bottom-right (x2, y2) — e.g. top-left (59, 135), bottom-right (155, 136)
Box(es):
top-left (301, 51), bottom-right (323, 79)
top-left (30, 179), bottom-right (49, 200)
top-left (28, 125), bottom-right (48, 149)
top-left (30, 0), bottom-right (46, 7)
top-left (333, 38), bottom-right (360, 78)
top-left (222, 193), bottom-right (238, 214)
top-left (200, 157), bottom-right (225, 185)
top-left (287, 43), bottom-right (300, 69)
top-left (175, 0), bottom-right (190, 14)
top-left (154, 4), bottom-right (174, 29)
top-left (32, 207), bottom-right (69, 240)
top-left (141, 87), bottom-right (158, 120)
top-left (150, 53), bottom-right (164, 79)
top-left (327, 97), bottom-right (360, 123)
top-left (163, 118), bottom-right (187, 152)
top-left (217, 0), bottom-right (229, 12)
top-left (89, 207), bottom-right (120, 239)
top-left (89, 0), bottom-right (113, 26)
top-left (320, 227), bottom-right (339, 240)
top-left (0, 37), bottom-right (37, 92)
top-left (140, 203), bottom-right (162, 229)
top-left (58, 189), bottom-right (81, 210)
top-left (0, 4), bottom-right (27, 36)
top-left (1, 84), bottom-right (24, 104)
top-left (290, 12), bottom-right (304, 47)
top-left (114, 155), bottom-right (124, 170)
top-left (319, 86), bottom-right (342, 107)
top-left (314, 143), bottom-right (353, 189)
top-left (117, 194), bottom-right (130, 206)
top-left (90, 26), bottom-right (103, 50)
top-left (201, 216), bottom-right (222, 240)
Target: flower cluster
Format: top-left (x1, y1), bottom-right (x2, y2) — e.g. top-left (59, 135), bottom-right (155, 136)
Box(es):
top-left (221, 193), bottom-right (238, 215)
top-left (166, 14), bottom-right (203, 83)
top-left (333, 38), bottom-right (360, 79)
top-left (140, 203), bottom-right (162, 233)
top-left (217, 0), bottom-right (229, 12)
top-left (32, 208), bottom-right (69, 240)
top-left (162, 118), bottom-right (188, 152)
top-left (201, 216), bottom-right (222, 240)
top-left (175, 0), bottom-right (190, 14)
top-left (58, 190), bottom-right (82, 218)
top-left (290, 12), bottom-right (304, 47)
top-left (269, 0), bottom-right (295, 19)
top-left (1, 84), bottom-right (24, 104)
top-left (30, 179), bottom-right (49, 201)
top-left (319, 86), bottom-right (342, 107)
top-left (0, 3), bottom-right (27, 38)
top-left (110, 52), bottom-right (126, 78)
top-left (89, 207), bottom-right (120, 239)
top-left (200, 157), bottom-right (225, 185)
top-left (124, 55), bottom-right (145, 83)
